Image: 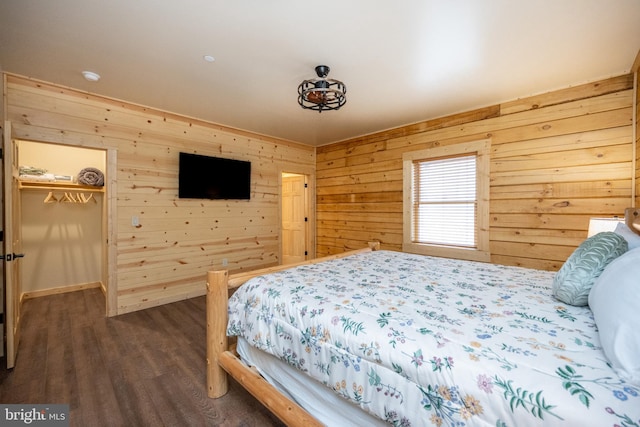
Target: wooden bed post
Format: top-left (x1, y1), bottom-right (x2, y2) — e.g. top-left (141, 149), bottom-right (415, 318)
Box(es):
top-left (206, 270), bottom-right (229, 398)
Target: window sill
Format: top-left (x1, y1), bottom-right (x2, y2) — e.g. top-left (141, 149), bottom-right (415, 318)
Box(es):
top-left (403, 242), bottom-right (490, 263)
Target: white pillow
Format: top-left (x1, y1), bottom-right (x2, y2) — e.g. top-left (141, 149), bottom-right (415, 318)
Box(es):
top-left (614, 222), bottom-right (640, 250)
top-left (588, 248), bottom-right (640, 385)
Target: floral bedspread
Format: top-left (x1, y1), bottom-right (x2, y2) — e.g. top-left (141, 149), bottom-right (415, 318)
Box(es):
top-left (227, 250), bottom-right (640, 426)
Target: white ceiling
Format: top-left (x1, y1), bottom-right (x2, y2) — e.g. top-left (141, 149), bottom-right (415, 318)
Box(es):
top-left (1, 1), bottom-right (639, 146)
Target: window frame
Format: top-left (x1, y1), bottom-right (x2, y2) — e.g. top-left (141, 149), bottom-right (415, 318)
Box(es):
top-left (402, 139), bottom-right (490, 262)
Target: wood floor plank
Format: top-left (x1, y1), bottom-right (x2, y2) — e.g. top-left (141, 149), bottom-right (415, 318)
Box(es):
top-left (0, 288), bottom-right (285, 427)
top-left (72, 326), bottom-right (125, 426)
top-left (43, 341), bottom-right (74, 405)
top-left (106, 357), bottom-right (165, 426)
top-left (9, 326), bottom-right (48, 396)
top-left (146, 370), bottom-right (210, 426)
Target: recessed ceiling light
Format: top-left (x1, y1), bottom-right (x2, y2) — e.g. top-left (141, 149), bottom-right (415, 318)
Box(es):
top-left (82, 71), bottom-right (101, 82)
top-left (203, 55), bottom-right (215, 63)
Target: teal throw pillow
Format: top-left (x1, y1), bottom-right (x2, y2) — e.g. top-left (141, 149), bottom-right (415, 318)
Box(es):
top-left (552, 232), bottom-right (627, 306)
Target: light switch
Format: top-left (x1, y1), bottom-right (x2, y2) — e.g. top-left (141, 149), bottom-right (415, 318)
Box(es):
top-left (132, 216), bottom-right (140, 227)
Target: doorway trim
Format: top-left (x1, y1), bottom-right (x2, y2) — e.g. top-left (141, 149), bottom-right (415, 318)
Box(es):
top-left (105, 149), bottom-right (117, 316)
top-left (8, 137), bottom-right (117, 318)
top-left (279, 168), bottom-right (315, 263)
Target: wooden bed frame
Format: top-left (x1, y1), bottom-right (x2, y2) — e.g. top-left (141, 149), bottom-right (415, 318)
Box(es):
top-left (206, 242), bottom-right (381, 426)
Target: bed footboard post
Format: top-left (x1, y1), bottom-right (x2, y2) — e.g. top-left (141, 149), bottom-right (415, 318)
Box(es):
top-left (206, 270), bottom-right (229, 398)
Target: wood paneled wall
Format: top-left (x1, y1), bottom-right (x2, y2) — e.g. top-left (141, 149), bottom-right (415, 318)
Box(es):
top-left (633, 75), bottom-right (640, 207)
top-left (4, 74), bottom-right (315, 314)
top-left (317, 74), bottom-right (635, 270)
top-left (633, 51), bottom-right (640, 208)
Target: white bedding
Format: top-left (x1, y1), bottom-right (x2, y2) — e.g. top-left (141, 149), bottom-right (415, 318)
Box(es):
top-left (237, 337), bottom-right (387, 427)
top-left (227, 250), bottom-right (640, 426)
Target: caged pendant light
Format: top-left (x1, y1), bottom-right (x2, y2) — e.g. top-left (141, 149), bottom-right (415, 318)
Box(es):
top-left (297, 65), bottom-right (346, 112)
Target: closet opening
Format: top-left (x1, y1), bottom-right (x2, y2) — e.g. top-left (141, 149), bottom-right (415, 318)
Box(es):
top-left (15, 140), bottom-right (109, 307)
top-left (3, 136), bottom-right (115, 368)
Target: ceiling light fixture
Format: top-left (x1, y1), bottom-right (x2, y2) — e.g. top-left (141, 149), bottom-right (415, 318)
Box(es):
top-left (297, 65), bottom-right (346, 113)
top-left (82, 71), bottom-right (101, 82)
top-left (203, 55), bottom-right (215, 63)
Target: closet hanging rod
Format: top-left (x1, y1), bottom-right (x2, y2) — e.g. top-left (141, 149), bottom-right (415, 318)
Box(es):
top-left (18, 181), bottom-right (105, 193)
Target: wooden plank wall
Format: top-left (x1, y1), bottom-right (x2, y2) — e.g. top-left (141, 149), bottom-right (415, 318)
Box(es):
top-left (317, 74), bottom-right (635, 271)
top-left (5, 74), bottom-right (315, 314)
top-left (635, 71), bottom-right (640, 209)
top-left (636, 74), bottom-right (639, 208)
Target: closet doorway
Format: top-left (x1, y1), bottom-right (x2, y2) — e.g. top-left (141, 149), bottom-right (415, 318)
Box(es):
top-left (281, 172), bottom-right (310, 265)
top-left (3, 139), bottom-right (112, 368)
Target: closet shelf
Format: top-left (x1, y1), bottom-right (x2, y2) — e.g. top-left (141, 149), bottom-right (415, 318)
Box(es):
top-left (18, 180), bottom-right (105, 193)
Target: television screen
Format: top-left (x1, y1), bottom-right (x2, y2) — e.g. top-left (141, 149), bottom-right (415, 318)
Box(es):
top-left (178, 152), bottom-right (251, 200)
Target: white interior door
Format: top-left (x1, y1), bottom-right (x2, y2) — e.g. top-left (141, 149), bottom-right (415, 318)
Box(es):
top-left (3, 121), bottom-right (22, 368)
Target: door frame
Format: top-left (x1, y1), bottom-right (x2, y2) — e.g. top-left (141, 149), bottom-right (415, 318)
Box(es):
top-left (16, 139), bottom-right (117, 317)
top-left (279, 168), bottom-right (315, 263)
top-left (2, 133), bottom-right (118, 368)
top-left (281, 173), bottom-right (308, 264)
top-left (3, 120), bottom-right (20, 368)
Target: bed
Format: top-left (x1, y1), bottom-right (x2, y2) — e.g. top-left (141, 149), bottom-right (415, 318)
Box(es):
top-left (206, 234), bottom-right (640, 426)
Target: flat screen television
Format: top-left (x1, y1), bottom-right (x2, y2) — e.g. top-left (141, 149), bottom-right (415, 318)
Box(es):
top-left (178, 152), bottom-right (251, 200)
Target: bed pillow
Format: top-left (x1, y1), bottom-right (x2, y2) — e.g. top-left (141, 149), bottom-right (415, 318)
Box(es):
top-left (614, 222), bottom-right (640, 250)
top-left (552, 232), bottom-right (627, 306)
top-left (588, 248), bottom-right (640, 385)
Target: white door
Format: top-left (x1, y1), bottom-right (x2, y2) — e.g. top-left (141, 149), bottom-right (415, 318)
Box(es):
top-left (3, 121), bottom-right (23, 368)
top-left (282, 174), bottom-right (307, 264)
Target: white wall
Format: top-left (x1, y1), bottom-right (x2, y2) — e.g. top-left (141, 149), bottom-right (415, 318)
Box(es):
top-left (18, 141), bottom-right (105, 294)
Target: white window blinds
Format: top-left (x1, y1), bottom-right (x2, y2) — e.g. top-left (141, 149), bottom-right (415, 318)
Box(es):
top-left (412, 154), bottom-right (477, 247)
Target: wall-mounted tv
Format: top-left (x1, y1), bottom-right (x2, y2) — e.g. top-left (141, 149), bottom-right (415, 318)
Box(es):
top-left (178, 152), bottom-right (251, 200)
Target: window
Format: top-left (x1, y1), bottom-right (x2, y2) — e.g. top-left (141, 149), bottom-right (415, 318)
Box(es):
top-left (403, 139), bottom-right (490, 262)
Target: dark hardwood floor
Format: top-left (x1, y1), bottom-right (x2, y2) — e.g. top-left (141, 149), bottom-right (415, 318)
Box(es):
top-left (0, 288), bottom-right (285, 427)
